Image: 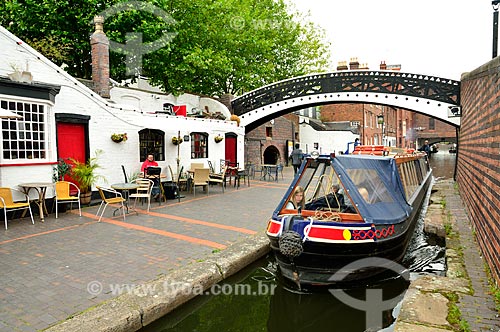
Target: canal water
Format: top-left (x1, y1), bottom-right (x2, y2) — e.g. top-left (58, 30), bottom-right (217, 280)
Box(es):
top-left (140, 152), bottom-right (457, 332)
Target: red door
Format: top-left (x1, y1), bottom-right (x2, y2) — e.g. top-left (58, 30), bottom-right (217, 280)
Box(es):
top-left (57, 122), bottom-right (86, 182)
top-left (225, 134), bottom-right (237, 164)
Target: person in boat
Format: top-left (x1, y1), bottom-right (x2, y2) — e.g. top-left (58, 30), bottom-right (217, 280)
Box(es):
top-left (358, 187), bottom-right (369, 202)
top-left (285, 186), bottom-right (305, 210)
top-left (354, 138), bottom-right (360, 148)
top-left (419, 140), bottom-right (431, 158)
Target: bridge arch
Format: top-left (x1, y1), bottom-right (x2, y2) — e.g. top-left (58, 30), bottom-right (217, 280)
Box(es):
top-left (231, 70), bottom-right (461, 133)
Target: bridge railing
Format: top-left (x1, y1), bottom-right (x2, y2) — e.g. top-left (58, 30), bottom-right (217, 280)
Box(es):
top-left (231, 71), bottom-right (460, 115)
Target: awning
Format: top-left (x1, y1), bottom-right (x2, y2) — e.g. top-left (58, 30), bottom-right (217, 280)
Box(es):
top-left (0, 108), bottom-right (22, 119)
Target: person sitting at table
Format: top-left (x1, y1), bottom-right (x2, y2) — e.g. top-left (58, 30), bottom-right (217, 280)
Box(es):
top-left (141, 154), bottom-right (161, 200)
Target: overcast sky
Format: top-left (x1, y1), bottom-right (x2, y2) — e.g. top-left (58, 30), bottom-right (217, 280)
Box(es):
top-left (289, 0), bottom-right (493, 80)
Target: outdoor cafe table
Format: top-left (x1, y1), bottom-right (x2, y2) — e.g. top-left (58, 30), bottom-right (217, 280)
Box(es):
top-left (111, 182), bottom-right (139, 214)
top-left (18, 182), bottom-right (54, 222)
top-left (259, 164), bottom-right (278, 181)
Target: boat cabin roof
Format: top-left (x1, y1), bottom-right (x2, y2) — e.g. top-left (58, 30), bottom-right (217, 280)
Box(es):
top-left (276, 152), bottom-right (426, 225)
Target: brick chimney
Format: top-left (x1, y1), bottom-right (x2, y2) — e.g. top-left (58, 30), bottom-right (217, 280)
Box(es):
top-left (90, 16), bottom-right (110, 98)
top-left (349, 57), bottom-right (359, 70)
top-left (380, 61), bottom-right (387, 70)
top-left (336, 61), bottom-right (348, 71)
top-left (219, 93), bottom-right (234, 113)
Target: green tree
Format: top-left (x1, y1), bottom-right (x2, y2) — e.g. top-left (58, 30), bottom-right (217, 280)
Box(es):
top-left (1, 0), bottom-right (331, 96)
top-left (144, 0), bottom-right (331, 95)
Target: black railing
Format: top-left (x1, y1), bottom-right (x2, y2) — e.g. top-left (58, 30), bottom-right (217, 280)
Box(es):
top-left (231, 71), bottom-right (460, 115)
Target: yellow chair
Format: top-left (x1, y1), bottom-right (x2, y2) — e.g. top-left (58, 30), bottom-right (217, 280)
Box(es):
top-left (128, 178), bottom-right (154, 212)
top-left (96, 186), bottom-right (126, 222)
top-left (0, 187), bottom-right (34, 230)
top-left (192, 168), bottom-right (210, 196)
top-left (55, 181), bottom-right (81, 218)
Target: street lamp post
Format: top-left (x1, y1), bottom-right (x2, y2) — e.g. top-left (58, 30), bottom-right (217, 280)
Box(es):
top-left (377, 114), bottom-right (384, 146)
top-left (493, 0), bottom-right (500, 58)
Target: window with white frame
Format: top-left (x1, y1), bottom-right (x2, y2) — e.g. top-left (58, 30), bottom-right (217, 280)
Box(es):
top-left (1, 99), bottom-right (49, 161)
top-left (190, 132), bottom-right (208, 159)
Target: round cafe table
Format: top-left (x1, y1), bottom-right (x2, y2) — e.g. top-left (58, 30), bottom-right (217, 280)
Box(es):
top-left (111, 182), bottom-right (140, 214)
top-left (18, 182), bottom-right (54, 222)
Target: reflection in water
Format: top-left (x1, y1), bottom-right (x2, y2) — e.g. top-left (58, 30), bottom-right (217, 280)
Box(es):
top-left (139, 153), bottom-right (457, 332)
top-left (267, 269), bottom-right (409, 332)
top-left (140, 257), bottom-right (409, 332)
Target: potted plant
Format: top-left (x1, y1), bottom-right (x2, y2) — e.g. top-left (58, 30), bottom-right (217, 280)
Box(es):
top-left (111, 133), bottom-right (127, 143)
top-left (53, 158), bottom-right (72, 182)
top-left (214, 135), bottom-right (224, 143)
top-left (172, 136), bottom-right (183, 145)
top-left (70, 150), bottom-right (105, 205)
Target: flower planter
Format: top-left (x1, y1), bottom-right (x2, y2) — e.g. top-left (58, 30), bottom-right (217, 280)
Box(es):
top-left (172, 137), bottom-right (183, 145)
top-left (111, 133), bottom-right (127, 143)
top-left (80, 192), bottom-right (92, 205)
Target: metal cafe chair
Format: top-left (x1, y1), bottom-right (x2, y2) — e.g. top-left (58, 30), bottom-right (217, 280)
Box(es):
top-left (0, 187), bottom-right (34, 229)
top-left (209, 165), bottom-right (228, 193)
top-left (96, 186), bottom-right (126, 222)
top-left (146, 166), bottom-right (166, 204)
top-left (121, 165), bottom-right (128, 183)
top-left (128, 178), bottom-right (154, 212)
top-left (54, 181), bottom-right (81, 218)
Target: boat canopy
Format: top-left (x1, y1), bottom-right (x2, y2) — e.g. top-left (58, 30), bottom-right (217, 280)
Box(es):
top-left (332, 155), bottom-right (411, 225)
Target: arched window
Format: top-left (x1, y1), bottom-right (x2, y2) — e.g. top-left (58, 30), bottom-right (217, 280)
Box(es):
top-left (190, 132), bottom-right (208, 159)
top-left (139, 129), bottom-right (165, 161)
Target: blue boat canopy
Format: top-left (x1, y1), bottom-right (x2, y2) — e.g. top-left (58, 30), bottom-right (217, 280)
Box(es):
top-left (332, 155), bottom-right (411, 225)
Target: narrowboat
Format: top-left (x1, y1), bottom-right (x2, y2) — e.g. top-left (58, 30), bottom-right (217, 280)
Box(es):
top-left (266, 146), bottom-right (432, 286)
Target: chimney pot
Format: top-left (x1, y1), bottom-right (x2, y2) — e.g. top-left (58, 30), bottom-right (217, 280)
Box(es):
top-left (336, 61), bottom-right (348, 71)
top-left (349, 57), bottom-right (360, 70)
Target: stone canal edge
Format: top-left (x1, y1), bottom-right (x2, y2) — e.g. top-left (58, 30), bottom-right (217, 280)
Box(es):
top-left (43, 233), bottom-right (271, 332)
top-left (44, 178), bottom-right (496, 332)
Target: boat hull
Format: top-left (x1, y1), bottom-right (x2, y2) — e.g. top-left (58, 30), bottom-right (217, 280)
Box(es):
top-left (269, 173), bottom-right (432, 285)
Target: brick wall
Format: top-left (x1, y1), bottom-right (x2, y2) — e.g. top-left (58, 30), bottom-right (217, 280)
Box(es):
top-left (413, 113), bottom-right (456, 147)
top-left (458, 57), bottom-right (500, 284)
top-left (245, 114), bottom-right (296, 166)
top-left (321, 103), bottom-right (389, 145)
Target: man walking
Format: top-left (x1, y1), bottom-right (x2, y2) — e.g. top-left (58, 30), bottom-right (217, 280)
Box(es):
top-left (291, 143), bottom-right (303, 175)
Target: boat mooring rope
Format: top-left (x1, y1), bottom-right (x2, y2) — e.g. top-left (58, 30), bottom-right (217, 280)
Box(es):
top-left (278, 230), bottom-right (303, 258)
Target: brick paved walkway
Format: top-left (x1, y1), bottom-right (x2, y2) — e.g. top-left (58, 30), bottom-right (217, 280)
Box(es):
top-left (0, 169), bottom-right (293, 332)
top-left (442, 179), bottom-right (500, 331)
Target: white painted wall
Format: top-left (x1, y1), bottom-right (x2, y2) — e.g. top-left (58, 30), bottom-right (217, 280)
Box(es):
top-left (298, 117), bottom-right (359, 155)
top-left (0, 26), bottom-right (243, 199)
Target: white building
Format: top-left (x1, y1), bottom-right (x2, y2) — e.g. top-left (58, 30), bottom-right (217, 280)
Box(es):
top-left (298, 116), bottom-right (359, 155)
top-left (0, 24), bottom-right (244, 199)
